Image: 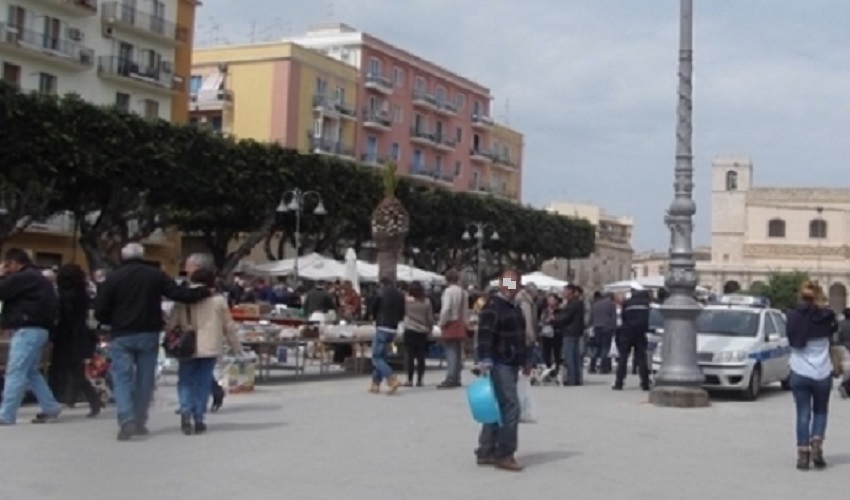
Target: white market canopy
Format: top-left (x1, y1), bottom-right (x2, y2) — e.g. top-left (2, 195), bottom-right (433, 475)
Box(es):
top-left (249, 253), bottom-right (445, 284)
top-left (603, 275), bottom-right (709, 294)
top-left (489, 271), bottom-right (568, 291)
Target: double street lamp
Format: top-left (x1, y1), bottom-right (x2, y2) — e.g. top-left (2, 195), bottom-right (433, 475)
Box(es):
top-left (462, 222), bottom-right (499, 289)
top-left (276, 188), bottom-right (327, 282)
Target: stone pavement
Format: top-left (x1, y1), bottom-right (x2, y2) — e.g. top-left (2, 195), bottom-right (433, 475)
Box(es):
top-left (4, 371), bottom-right (850, 500)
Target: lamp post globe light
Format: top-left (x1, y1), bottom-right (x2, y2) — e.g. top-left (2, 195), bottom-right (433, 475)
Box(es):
top-left (462, 222), bottom-right (499, 290)
top-left (648, 0), bottom-right (710, 408)
top-left (276, 188), bottom-right (327, 282)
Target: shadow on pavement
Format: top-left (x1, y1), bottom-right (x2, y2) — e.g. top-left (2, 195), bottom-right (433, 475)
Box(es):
top-left (212, 402), bottom-right (284, 414)
top-left (208, 421), bottom-right (287, 432)
top-left (519, 450), bottom-right (580, 467)
top-left (825, 453), bottom-right (850, 466)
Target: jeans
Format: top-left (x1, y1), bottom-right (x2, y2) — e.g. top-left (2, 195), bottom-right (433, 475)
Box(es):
top-left (371, 328), bottom-right (396, 383)
top-left (790, 372), bottom-right (832, 447)
top-left (476, 364), bottom-right (520, 460)
top-left (109, 333), bottom-right (160, 428)
top-left (616, 334), bottom-right (649, 388)
top-left (590, 327), bottom-right (614, 373)
top-left (443, 339), bottom-right (463, 384)
top-left (177, 357), bottom-right (217, 423)
top-left (0, 328), bottom-right (61, 424)
top-left (562, 337), bottom-right (583, 385)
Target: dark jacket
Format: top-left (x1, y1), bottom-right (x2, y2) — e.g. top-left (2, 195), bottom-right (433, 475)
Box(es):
top-left (54, 288), bottom-right (96, 362)
top-left (621, 292), bottom-right (651, 338)
top-left (0, 265), bottom-right (58, 330)
top-left (303, 288), bottom-right (335, 316)
top-left (371, 284), bottom-right (406, 330)
top-left (554, 297), bottom-right (585, 338)
top-left (476, 294), bottom-right (529, 367)
top-left (785, 304), bottom-right (836, 349)
top-left (94, 259), bottom-right (210, 337)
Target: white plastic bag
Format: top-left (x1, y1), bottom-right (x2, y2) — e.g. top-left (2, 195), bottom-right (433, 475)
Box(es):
top-left (518, 374), bottom-right (538, 423)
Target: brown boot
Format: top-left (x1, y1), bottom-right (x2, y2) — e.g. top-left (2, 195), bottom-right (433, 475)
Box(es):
top-left (495, 456), bottom-right (524, 472)
top-left (796, 448), bottom-right (811, 471)
top-left (811, 439), bottom-right (827, 469)
top-left (386, 376), bottom-right (401, 395)
top-left (368, 382), bottom-right (380, 394)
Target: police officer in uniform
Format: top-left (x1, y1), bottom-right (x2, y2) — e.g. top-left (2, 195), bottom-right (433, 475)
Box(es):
top-left (613, 286), bottom-right (651, 391)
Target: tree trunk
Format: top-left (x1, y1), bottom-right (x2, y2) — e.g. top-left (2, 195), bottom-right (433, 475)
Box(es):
top-left (220, 215), bottom-right (276, 277)
top-left (375, 234), bottom-right (403, 282)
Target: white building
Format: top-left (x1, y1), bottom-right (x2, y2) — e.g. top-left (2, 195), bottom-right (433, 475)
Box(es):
top-left (0, 0), bottom-right (192, 121)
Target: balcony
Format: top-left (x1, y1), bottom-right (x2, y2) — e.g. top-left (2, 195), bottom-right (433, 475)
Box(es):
top-left (360, 153), bottom-right (390, 167)
top-left (471, 113), bottom-right (495, 130)
top-left (98, 56), bottom-right (182, 94)
top-left (409, 162), bottom-right (435, 179)
top-left (309, 134), bottom-right (355, 160)
top-left (101, 1), bottom-right (188, 46)
top-left (412, 89), bottom-right (438, 110)
top-left (30, 0), bottom-right (98, 16)
top-left (436, 170), bottom-right (455, 186)
top-left (362, 108), bottom-right (392, 131)
top-left (435, 99), bottom-right (457, 116)
top-left (190, 89), bottom-right (233, 111)
top-left (0, 24), bottom-right (94, 70)
top-left (470, 147), bottom-right (493, 163)
top-left (410, 126), bottom-right (436, 146)
top-left (313, 95), bottom-right (357, 121)
top-left (364, 72), bottom-right (393, 94)
top-left (433, 134), bottom-right (456, 152)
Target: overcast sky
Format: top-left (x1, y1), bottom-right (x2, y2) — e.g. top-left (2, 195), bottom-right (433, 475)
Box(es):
top-left (197, 0), bottom-right (850, 251)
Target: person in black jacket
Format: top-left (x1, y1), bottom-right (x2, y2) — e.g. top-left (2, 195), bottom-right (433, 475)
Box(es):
top-left (0, 248), bottom-right (62, 425)
top-left (613, 287), bottom-right (651, 391)
top-left (555, 284), bottom-right (585, 386)
top-left (368, 277), bottom-right (406, 395)
top-left (95, 243), bottom-right (211, 441)
top-left (48, 264), bottom-right (102, 417)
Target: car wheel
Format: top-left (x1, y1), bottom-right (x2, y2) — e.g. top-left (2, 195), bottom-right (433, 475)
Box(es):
top-left (744, 365), bottom-right (762, 401)
top-left (781, 375), bottom-right (791, 391)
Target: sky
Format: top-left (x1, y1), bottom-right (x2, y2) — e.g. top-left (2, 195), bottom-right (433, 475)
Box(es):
top-left (196, 0), bottom-right (850, 252)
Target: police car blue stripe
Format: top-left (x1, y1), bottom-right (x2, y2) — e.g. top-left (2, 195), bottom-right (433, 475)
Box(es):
top-left (747, 346), bottom-right (792, 362)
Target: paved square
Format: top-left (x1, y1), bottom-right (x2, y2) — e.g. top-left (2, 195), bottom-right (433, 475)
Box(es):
top-left (4, 372), bottom-right (850, 500)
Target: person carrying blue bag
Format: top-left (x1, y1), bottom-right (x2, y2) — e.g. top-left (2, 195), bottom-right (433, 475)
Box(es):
top-left (473, 269), bottom-right (531, 472)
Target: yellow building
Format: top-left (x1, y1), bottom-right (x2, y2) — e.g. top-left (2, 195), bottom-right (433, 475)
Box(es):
top-left (190, 42), bottom-right (359, 158)
top-left (469, 122), bottom-right (524, 202)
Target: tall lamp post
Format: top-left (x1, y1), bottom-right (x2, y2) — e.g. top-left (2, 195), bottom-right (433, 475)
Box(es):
top-left (276, 188), bottom-right (327, 282)
top-left (649, 0), bottom-right (710, 408)
top-left (462, 222), bottom-right (499, 289)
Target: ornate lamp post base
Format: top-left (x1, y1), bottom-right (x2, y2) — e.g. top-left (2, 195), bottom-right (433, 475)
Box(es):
top-left (649, 386), bottom-right (709, 408)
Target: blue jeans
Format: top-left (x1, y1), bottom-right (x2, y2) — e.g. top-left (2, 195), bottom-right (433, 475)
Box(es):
top-left (790, 372), bottom-right (832, 447)
top-left (0, 328), bottom-right (60, 424)
top-left (562, 337), bottom-right (583, 385)
top-left (177, 357), bottom-right (217, 423)
top-left (371, 328), bottom-right (396, 383)
top-left (109, 333), bottom-right (160, 428)
top-left (590, 327), bottom-right (614, 372)
top-left (443, 340), bottom-right (463, 384)
top-left (476, 364), bottom-right (520, 460)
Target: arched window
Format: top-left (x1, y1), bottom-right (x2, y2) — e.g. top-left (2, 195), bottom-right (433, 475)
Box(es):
top-left (810, 219), bottom-right (827, 239)
top-left (725, 171), bottom-right (738, 191)
top-left (767, 218), bottom-right (786, 238)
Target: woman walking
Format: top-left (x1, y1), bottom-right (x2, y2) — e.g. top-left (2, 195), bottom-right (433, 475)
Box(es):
top-left (538, 294), bottom-right (562, 381)
top-left (786, 281), bottom-right (836, 470)
top-left (47, 264), bottom-right (101, 418)
top-left (402, 282), bottom-right (434, 387)
top-left (167, 267), bottom-right (243, 435)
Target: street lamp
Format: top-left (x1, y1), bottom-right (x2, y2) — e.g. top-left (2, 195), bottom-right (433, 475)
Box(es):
top-left (649, 0), bottom-right (710, 408)
top-left (276, 188), bottom-right (327, 282)
top-left (462, 222), bottom-right (499, 289)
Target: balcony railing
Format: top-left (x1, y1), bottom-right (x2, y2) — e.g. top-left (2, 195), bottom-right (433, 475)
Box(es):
top-left (98, 55), bottom-right (181, 91)
top-left (309, 136), bottom-right (354, 157)
top-left (492, 154), bottom-right (517, 169)
top-left (1, 23), bottom-right (94, 67)
top-left (433, 134), bottom-right (456, 149)
top-left (471, 113), bottom-right (495, 127)
top-left (412, 89), bottom-right (438, 108)
top-left (360, 153), bottom-right (389, 165)
top-left (410, 126), bottom-right (434, 142)
top-left (191, 88), bottom-right (233, 104)
top-left (362, 108), bottom-right (392, 128)
top-left (410, 163), bottom-right (434, 177)
top-left (470, 147), bottom-right (493, 160)
top-left (32, 0), bottom-right (98, 15)
top-left (435, 99), bottom-right (457, 115)
top-left (102, 1), bottom-right (189, 43)
top-left (364, 72), bottom-right (393, 92)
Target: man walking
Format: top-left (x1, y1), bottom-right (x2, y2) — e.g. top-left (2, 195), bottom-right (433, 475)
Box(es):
top-left (438, 270), bottom-right (469, 389)
top-left (368, 277), bottom-right (406, 394)
top-left (0, 248), bottom-right (62, 425)
top-left (475, 269), bottom-right (529, 472)
top-left (95, 243), bottom-right (210, 440)
top-left (589, 291), bottom-right (617, 374)
top-left (613, 286), bottom-right (651, 391)
top-left (555, 284), bottom-right (585, 386)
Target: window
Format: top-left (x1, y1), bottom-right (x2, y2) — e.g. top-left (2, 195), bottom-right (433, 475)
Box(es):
top-left (391, 142), bottom-right (400, 161)
top-left (694, 310), bottom-right (760, 337)
top-left (455, 93), bottom-right (465, 111)
top-left (809, 219), bottom-right (827, 239)
top-left (42, 16), bottom-right (61, 51)
top-left (393, 67), bottom-right (405, 86)
top-left (770, 312), bottom-right (786, 337)
top-left (435, 85), bottom-right (446, 103)
top-left (143, 99), bottom-right (159, 119)
top-left (315, 77), bottom-right (327, 95)
top-left (414, 113), bottom-right (424, 131)
top-left (767, 218), bottom-right (785, 238)
top-left (2, 63), bottom-right (21, 87)
top-left (115, 92), bottom-right (131, 112)
top-left (414, 76), bottom-right (425, 92)
top-left (189, 75), bottom-right (202, 94)
top-left (435, 155), bottom-right (443, 173)
top-left (412, 149), bottom-right (422, 167)
top-left (368, 96), bottom-right (379, 111)
top-left (725, 170), bottom-right (738, 191)
top-left (209, 116), bottom-right (222, 131)
top-left (38, 73), bottom-right (57, 95)
top-left (151, 0), bottom-right (165, 34)
top-left (336, 86), bottom-right (345, 104)
top-left (369, 57), bottom-right (381, 76)
top-left (313, 117), bottom-right (322, 137)
top-left (455, 127), bottom-right (463, 143)
top-left (473, 100), bottom-right (482, 116)
top-left (455, 161), bottom-right (461, 176)
top-left (392, 104), bottom-right (402, 123)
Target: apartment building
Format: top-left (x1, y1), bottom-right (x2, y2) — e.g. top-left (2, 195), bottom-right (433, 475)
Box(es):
top-left (467, 122), bottom-right (523, 201)
top-left (0, 0), bottom-right (200, 273)
top-left (190, 41), bottom-right (359, 159)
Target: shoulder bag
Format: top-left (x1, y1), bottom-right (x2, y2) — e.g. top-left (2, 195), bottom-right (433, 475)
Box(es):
top-left (163, 305), bottom-right (197, 359)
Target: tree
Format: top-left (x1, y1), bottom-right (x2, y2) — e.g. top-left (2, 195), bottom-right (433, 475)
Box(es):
top-left (370, 162), bottom-right (409, 282)
top-left (764, 271), bottom-right (809, 311)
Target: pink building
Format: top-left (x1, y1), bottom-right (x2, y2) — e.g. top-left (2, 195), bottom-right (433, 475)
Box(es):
top-left (292, 24), bottom-right (521, 202)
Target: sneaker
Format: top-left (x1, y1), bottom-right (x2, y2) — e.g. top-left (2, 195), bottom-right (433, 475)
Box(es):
top-left (194, 422), bottom-right (207, 434)
top-left (476, 456), bottom-right (496, 466)
top-left (180, 414), bottom-right (193, 435)
top-left (31, 412), bottom-right (60, 424)
top-left (117, 423), bottom-right (135, 441)
top-left (495, 457), bottom-right (524, 472)
top-left (611, 384), bottom-right (623, 391)
top-left (134, 425), bottom-right (150, 436)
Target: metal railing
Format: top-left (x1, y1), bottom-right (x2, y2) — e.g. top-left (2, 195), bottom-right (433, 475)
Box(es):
top-left (364, 72), bottom-right (393, 90)
top-left (362, 108), bottom-right (392, 127)
top-left (1, 23), bottom-right (94, 66)
top-left (102, 1), bottom-right (189, 42)
top-left (410, 126), bottom-right (434, 141)
top-left (97, 55), bottom-right (180, 90)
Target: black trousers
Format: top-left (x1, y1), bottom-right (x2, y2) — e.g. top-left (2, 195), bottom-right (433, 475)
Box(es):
top-left (49, 358), bottom-right (100, 410)
top-left (403, 329), bottom-right (428, 383)
top-left (616, 334), bottom-right (650, 388)
top-left (540, 335), bottom-right (563, 371)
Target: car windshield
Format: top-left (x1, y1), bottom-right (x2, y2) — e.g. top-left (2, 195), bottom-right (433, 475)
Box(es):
top-left (696, 309), bottom-right (760, 337)
top-left (649, 309), bottom-right (664, 331)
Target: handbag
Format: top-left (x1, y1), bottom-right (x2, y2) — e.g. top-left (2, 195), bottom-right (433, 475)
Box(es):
top-left (163, 304), bottom-right (197, 359)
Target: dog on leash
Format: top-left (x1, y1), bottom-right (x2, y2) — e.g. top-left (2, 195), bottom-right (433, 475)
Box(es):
top-left (530, 365), bottom-right (561, 386)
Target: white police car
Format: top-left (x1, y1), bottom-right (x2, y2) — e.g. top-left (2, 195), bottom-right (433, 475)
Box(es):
top-left (652, 295), bottom-right (791, 401)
